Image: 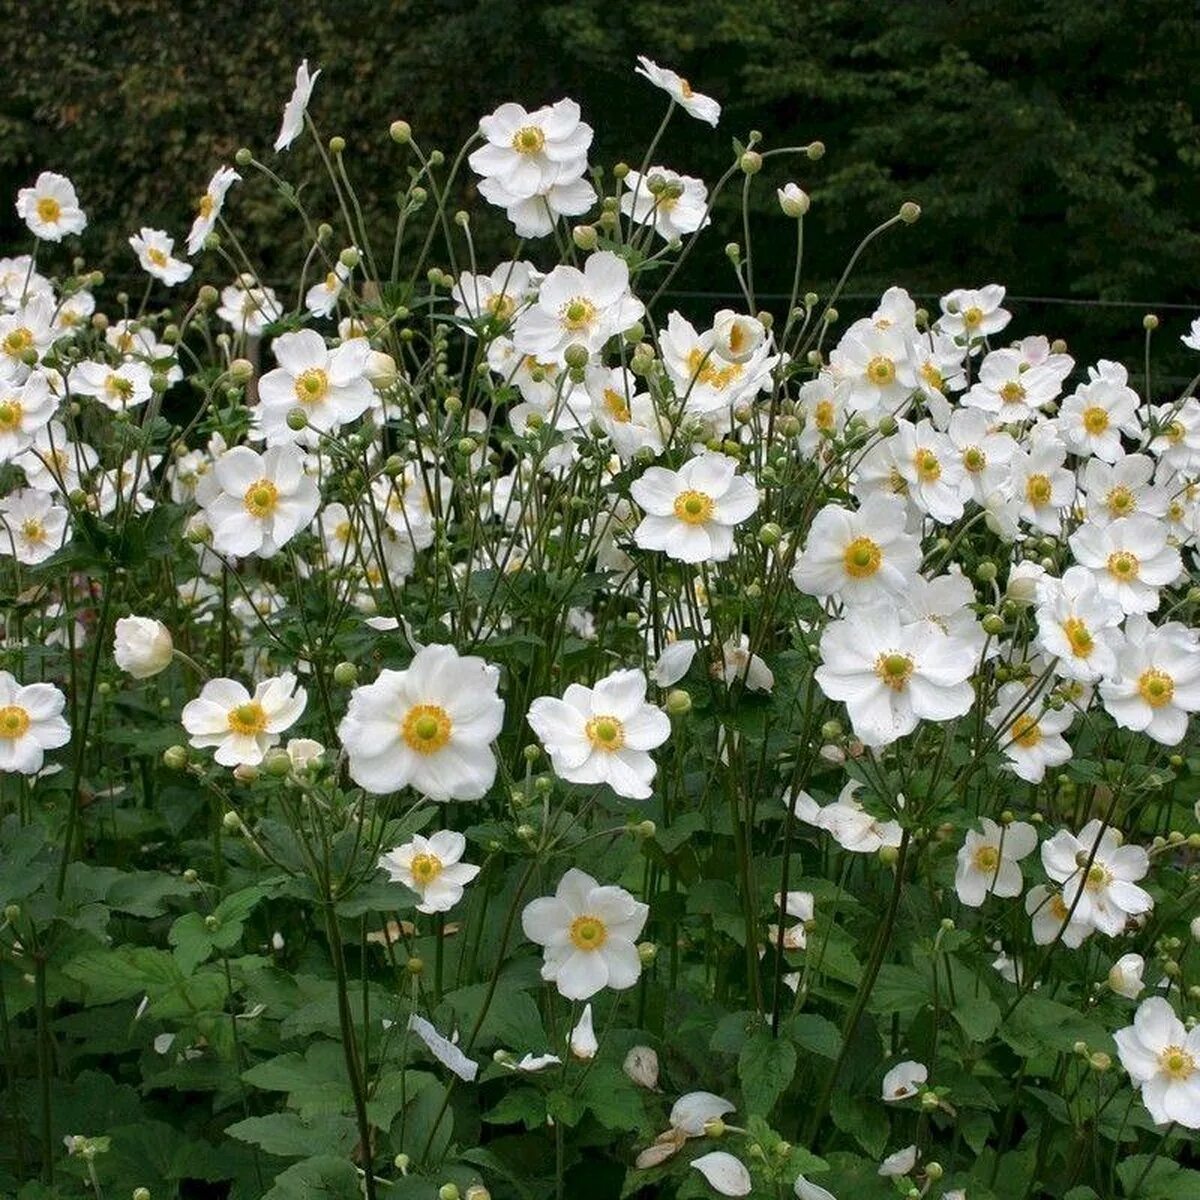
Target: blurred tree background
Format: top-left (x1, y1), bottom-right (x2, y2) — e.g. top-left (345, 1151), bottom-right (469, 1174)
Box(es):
top-left (1, 0), bottom-right (1198, 379)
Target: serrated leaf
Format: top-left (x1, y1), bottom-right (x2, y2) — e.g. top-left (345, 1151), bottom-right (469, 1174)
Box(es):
top-left (737, 1029), bottom-right (796, 1116)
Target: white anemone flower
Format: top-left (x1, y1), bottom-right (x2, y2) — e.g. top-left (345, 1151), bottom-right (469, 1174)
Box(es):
top-left (1114, 997), bottom-right (1200, 1128)
top-left (200, 443), bottom-right (320, 559)
top-left (788, 780), bottom-right (902, 854)
top-left (1025, 884), bottom-right (1092, 949)
top-left (0, 488), bottom-right (71, 565)
top-left (635, 57), bottom-right (721, 126)
top-left (275, 60), bottom-right (320, 152)
top-left (630, 451), bottom-right (759, 564)
top-left (882, 1060), bottom-right (927, 1102)
top-left (521, 868), bottom-right (649, 1001)
top-left (1108, 953), bottom-right (1146, 1000)
top-left (16, 172), bottom-right (86, 241)
top-left (691, 1152), bottom-right (751, 1197)
top-left (0, 672), bottom-right (70, 776)
top-left (1041, 819), bottom-right (1152, 937)
top-left (1068, 515), bottom-right (1181, 615)
top-left (377, 830), bottom-right (480, 914)
top-left (527, 667), bottom-right (669, 800)
top-left (985, 681), bottom-right (1074, 783)
top-left (620, 166), bottom-right (710, 242)
top-left (338, 644), bottom-right (504, 801)
top-left (186, 165), bottom-right (240, 255)
top-left (181, 674), bottom-right (306, 767)
top-left (954, 818), bottom-right (1038, 907)
top-left (0, 373), bottom-right (56, 463)
top-left (113, 617), bottom-right (173, 679)
top-left (129, 228), bottom-right (192, 286)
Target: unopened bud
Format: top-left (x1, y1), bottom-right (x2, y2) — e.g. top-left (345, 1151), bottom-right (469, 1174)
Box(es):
top-left (666, 689), bottom-right (692, 717)
top-left (390, 120), bottom-right (412, 143)
top-left (899, 202), bottom-right (921, 224)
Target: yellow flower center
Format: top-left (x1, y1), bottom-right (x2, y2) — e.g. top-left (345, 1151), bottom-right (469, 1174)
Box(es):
top-left (842, 535), bottom-right (882, 579)
top-left (1137, 668), bottom-right (1174, 709)
top-left (36, 196), bottom-right (62, 224)
top-left (1106, 486), bottom-right (1135, 517)
top-left (409, 852), bottom-right (443, 885)
top-left (1062, 617), bottom-right (1094, 659)
top-left (1085, 863), bottom-right (1112, 891)
top-left (727, 323), bottom-right (750, 356)
top-left (197, 194), bottom-right (215, 219)
top-left (584, 715), bottom-right (625, 752)
top-left (105, 374), bottom-right (134, 403)
top-left (1082, 406), bottom-right (1110, 436)
top-left (0, 705), bottom-right (31, 739)
top-left (227, 701), bottom-right (267, 735)
top-left (973, 844), bottom-right (1000, 872)
top-left (401, 704), bottom-right (452, 754)
top-left (20, 518), bottom-right (46, 544)
top-left (1011, 713), bottom-right (1042, 748)
top-left (602, 388), bottom-right (631, 423)
top-left (673, 489), bottom-right (714, 525)
top-left (1164, 420), bottom-right (1184, 444)
top-left (1050, 892), bottom-right (1071, 921)
top-left (962, 306), bottom-right (984, 329)
top-left (560, 297), bottom-right (596, 332)
top-left (1025, 473), bottom-right (1052, 506)
top-left (814, 398), bottom-right (836, 430)
top-left (679, 77), bottom-right (694, 98)
top-left (962, 446), bottom-right (986, 473)
top-left (866, 356), bottom-right (896, 386)
top-left (243, 479), bottom-right (279, 519)
top-left (1159, 1046), bottom-right (1196, 1081)
top-left (874, 651), bottom-right (914, 692)
top-left (0, 398), bottom-right (21, 431)
top-left (913, 447), bottom-right (942, 483)
top-left (147, 247), bottom-right (169, 269)
top-left (486, 293), bottom-right (516, 321)
top-left (294, 367), bottom-right (330, 406)
top-left (686, 347), bottom-right (743, 390)
top-left (512, 125), bottom-right (546, 154)
top-left (920, 362), bottom-right (945, 393)
top-left (1000, 380), bottom-right (1026, 405)
top-left (569, 914), bottom-right (608, 951)
top-left (1106, 550), bottom-right (1139, 581)
top-left (3, 328), bottom-right (33, 357)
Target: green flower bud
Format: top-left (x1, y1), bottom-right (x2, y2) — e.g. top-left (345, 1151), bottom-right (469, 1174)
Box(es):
top-left (163, 745), bottom-right (188, 770)
top-left (739, 150), bottom-right (763, 175)
top-left (332, 661), bottom-right (358, 687)
top-left (235, 147), bottom-right (252, 166)
top-left (390, 120), bottom-right (412, 143)
top-left (263, 749), bottom-right (291, 778)
top-left (204, 914), bottom-right (221, 932)
top-left (563, 343), bottom-right (590, 370)
top-left (899, 201), bottom-right (921, 224)
top-left (286, 408), bottom-right (309, 431)
top-left (666, 689), bottom-right (692, 717)
top-left (329, 135), bottom-right (346, 155)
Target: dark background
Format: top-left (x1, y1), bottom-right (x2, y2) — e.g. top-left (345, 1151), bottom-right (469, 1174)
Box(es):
top-left (1, 0), bottom-right (1198, 384)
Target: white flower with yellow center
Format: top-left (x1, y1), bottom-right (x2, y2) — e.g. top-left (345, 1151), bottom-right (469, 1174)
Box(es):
top-left (814, 605), bottom-right (976, 747)
top-left (0, 671), bottom-right (70, 776)
top-left (527, 667), bottom-right (669, 799)
top-left (1148, 397), bottom-right (1200, 473)
top-left (583, 365), bottom-right (663, 462)
top-left (1057, 365), bottom-right (1141, 462)
top-left (1009, 438), bottom-right (1076, 534)
top-left (521, 867), bottom-right (649, 1000)
top-left (68, 359), bottom-right (154, 413)
top-left (659, 311), bottom-right (777, 416)
top-left (129, 228), bottom-right (193, 286)
top-left (985, 680), bottom-right (1073, 783)
top-left (1079, 454), bottom-right (1167, 525)
top-left (619, 166), bottom-right (710, 243)
top-left (186, 165), bottom-right (240, 255)
top-left (217, 274), bottom-right (284, 337)
top-left (512, 251), bottom-right (644, 364)
top-left (791, 494), bottom-right (921, 605)
top-left (963, 346), bottom-right (1068, 423)
top-left (451, 260), bottom-right (539, 326)
top-left (16, 172), bottom-right (86, 242)
top-left (378, 830), bottom-right (481, 914)
top-left (256, 329), bottom-right (375, 446)
top-left (1068, 515), bottom-right (1182, 615)
top-left (788, 779), bottom-right (902, 854)
top-left (872, 417), bottom-right (965, 524)
top-left (954, 817), bottom-right (1038, 907)
top-left (1025, 883), bottom-right (1092, 948)
top-left (828, 323), bottom-right (916, 419)
top-left (17, 420), bottom-right (98, 495)
top-left (470, 99), bottom-right (596, 237)
top-left (1033, 566), bottom-right (1124, 683)
top-left (937, 285), bottom-right (1010, 341)
top-left (0, 373), bottom-right (55, 463)
top-left (634, 57), bottom-right (721, 126)
top-left (338, 644), bottom-right (504, 801)
top-left (181, 673), bottom-right (307, 768)
top-left (0, 298), bottom-right (57, 372)
top-left (274, 59), bottom-right (321, 152)
top-left (1041, 818), bottom-right (1152, 937)
top-left (200, 443), bottom-right (319, 559)
top-left (630, 451), bottom-right (758, 564)
top-left (0, 488), bottom-right (71, 565)
top-left (1115, 997), bottom-right (1200, 1128)
top-left (1099, 614), bottom-right (1200, 745)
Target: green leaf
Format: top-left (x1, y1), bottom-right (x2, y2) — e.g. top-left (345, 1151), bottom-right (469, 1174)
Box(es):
top-left (262, 1155), bottom-right (362, 1200)
top-left (738, 1029), bottom-right (797, 1116)
top-left (829, 1090), bottom-right (889, 1158)
top-left (953, 995), bottom-right (1001, 1042)
top-left (789, 1013), bottom-right (842, 1060)
top-left (226, 1113), bottom-right (358, 1159)
top-left (483, 1087), bottom-right (547, 1130)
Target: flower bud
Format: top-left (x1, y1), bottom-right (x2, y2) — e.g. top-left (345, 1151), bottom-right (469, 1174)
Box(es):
top-left (637, 941), bottom-right (657, 966)
top-left (204, 914), bottom-right (220, 932)
top-left (329, 135), bottom-right (346, 155)
top-left (339, 247), bottom-right (361, 270)
top-left (163, 745), bottom-right (188, 771)
top-left (1143, 313), bottom-right (1159, 331)
top-left (390, 120), bottom-right (412, 143)
top-left (899, 201), bottom-right (921, 224)
top-left (263, 749), bottom-right (292, 778)
top-left (879, 845), bottom-right (899, 867)
top-left (439, 1185), bottom-right (461, 1200)
top-left (666, 688), bottom-right (692, 717)
top-left (739, 151), bottom-right (763, 174)
top-left (572, 224), bottom-right (598, 251)
top-left (134, 1190), bottom-right (151, 1200)
top-left (777, 183), bottom-right (810, 217)
top-left (407, 956), bottom-right (424, 975)
top-left (563, 343), bottom-right (590, 370)
top-left (366, 351), bottom-right (397, 389)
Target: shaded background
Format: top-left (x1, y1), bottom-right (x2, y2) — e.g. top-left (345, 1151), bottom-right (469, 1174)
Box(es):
top-left (1, 0), bottom-right (1198, 382)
